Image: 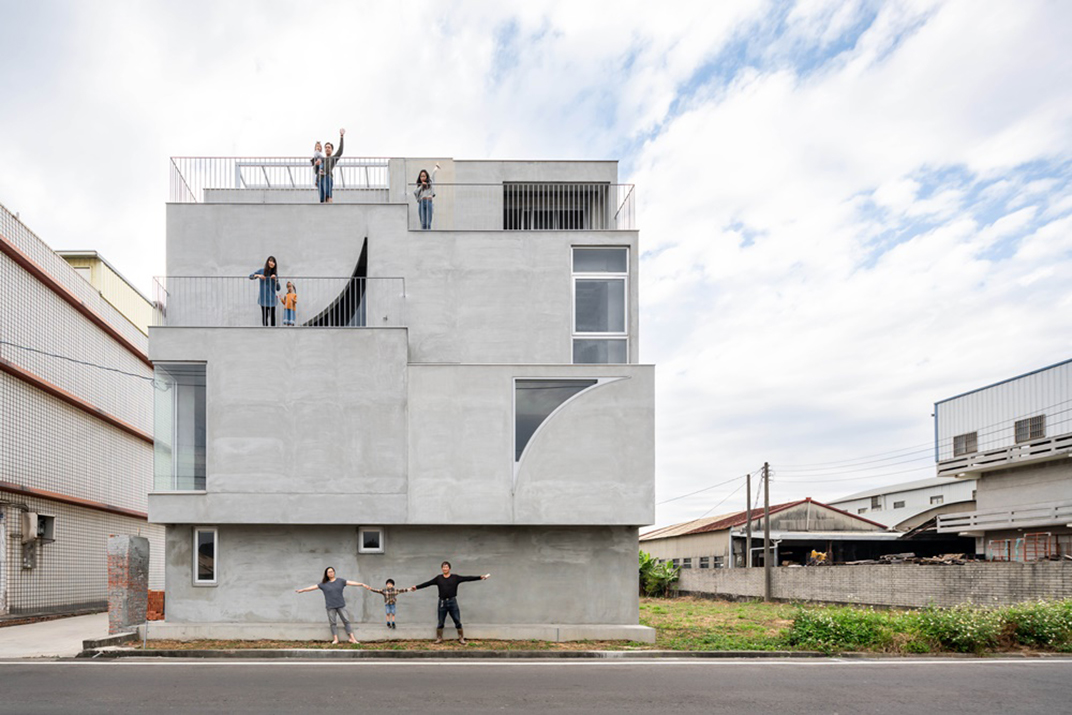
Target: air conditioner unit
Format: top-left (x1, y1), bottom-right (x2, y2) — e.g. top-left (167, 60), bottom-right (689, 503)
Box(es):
top-left (21, 512), bottom-right (38, 544)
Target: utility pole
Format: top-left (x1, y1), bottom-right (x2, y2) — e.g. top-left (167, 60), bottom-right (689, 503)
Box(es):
top-left (745, 473), bottom-right (753, 568)
top-left (763, 461), bottom-right (772, 602)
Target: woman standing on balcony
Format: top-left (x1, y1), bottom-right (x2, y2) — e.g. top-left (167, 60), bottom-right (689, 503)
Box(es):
top-left (249, 256), bottom-right (280, 326)
top-left (413, 164), bottom-right (439, 229)
top-left (318, 128), bottom-right (346, 204)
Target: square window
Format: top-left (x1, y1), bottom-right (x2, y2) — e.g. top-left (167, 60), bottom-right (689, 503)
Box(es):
top-left (682, 558), bottom-right (692, 569)
top-left (193, 527), bottom-right (218, 586)
top-left (358, 527), bottom-right (385, 554)
top-left (953, 432), bottom-right (978, 456)
top-left (930, 495), bottom-right (944, 505)
top-left (1014, 415), bottom-right (1045, 443)
top-left (871, 496), bottom-right (883, 510)
top-left (699, 556), bottom-right (710, 569)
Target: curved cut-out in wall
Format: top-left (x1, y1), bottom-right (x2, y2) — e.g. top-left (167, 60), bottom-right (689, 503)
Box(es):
top-left (513, 377), bottom-right (626, 487)
top-left (304, 237), bottom-right (368, 327)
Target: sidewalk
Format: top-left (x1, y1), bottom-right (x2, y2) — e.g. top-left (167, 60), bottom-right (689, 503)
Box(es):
top-left (0, 613), bottom-right (109, 658)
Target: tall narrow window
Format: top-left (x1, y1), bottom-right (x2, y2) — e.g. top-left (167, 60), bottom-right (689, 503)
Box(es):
top-left (1014, 415), bottom-right (1045, 443)
top-left (193, 527), bottom-right (218, 586)
top-left (572, 247), bottom-right (628, 364)
top-left (953, 432), bottom-right (978, 456)
top-left (154, 363), bottom-right (207, 491)
top-left (515, 379), bottom-right (598, 461)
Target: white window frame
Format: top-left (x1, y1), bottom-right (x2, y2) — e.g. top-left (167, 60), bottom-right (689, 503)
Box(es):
top-left (1014, 415), bottom-right (1045, 443)
top-left (358, 527), bottom-right (385, 554)
top-left (571, 246), bottom-right (629, 363)
top-left (192, 527), bottom-right (219, 586)
top-left (930, 495), bottom-right (944, 506)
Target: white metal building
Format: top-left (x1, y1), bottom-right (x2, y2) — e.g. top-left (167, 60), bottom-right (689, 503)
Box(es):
top-left (0, 203), bottom-right (164, 617)
top-left (828, 476), bottom-right (977, 529)
top-left (934, 359), bottom-right (1072, 560)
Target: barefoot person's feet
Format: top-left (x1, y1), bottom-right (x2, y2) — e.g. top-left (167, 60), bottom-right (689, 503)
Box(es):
top-left (331, 638), bottom-right (339, 645)
top-left (348, 635), bottom-right (358, 644)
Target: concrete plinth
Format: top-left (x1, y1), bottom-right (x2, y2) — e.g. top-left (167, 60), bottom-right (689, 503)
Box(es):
top-left (141, 621), bottom-right (656, 643)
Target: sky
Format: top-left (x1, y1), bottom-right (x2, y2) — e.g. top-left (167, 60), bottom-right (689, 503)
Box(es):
top-left (2, 0), bottom-right (1071, 529)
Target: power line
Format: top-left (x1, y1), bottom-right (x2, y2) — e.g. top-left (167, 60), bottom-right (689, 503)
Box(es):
top-left (656, 471), bottom-right (752, 505)
top-left (696, 479), bottom-right (749, 519)
top-left (0, 339), bottom-right (154, 382)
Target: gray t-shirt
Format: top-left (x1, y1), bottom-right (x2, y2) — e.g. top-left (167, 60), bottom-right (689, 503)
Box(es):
top-left (317, 579), bottom-right (348, 609)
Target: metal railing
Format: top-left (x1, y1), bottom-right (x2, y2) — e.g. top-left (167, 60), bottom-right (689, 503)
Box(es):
top-left (408, 182), bottom-right (636, 231)
top-left (936, 432), bottom-right (1072, 477)
top-left (170, 157), bottom-right (390, 203)
top-left (152, 276), bottom-right (405, 328)
top-left (936, 498), bottom-right (1072, 533)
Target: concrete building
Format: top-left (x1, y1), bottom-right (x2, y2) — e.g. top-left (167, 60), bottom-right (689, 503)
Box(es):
top-left (58, 250), bottom-right (155, 336)
top-left (935, 359), bottom-right (1072, 560)
top-left (828, 476), bottom-right (977, 530)
top-left (0, 203), bottom-right (163, 617)
top-left (148, 156), bottom-right (654, 641)
top-left (640, 499), bottom-right (897, 568)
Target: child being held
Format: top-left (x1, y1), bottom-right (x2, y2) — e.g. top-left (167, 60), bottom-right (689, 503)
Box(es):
top-left (311, 142), bottom-right (324, 185)
top-left (280, 281), bottom-right (298, 326)
top-left (362, 579), bottom-right (412, 629)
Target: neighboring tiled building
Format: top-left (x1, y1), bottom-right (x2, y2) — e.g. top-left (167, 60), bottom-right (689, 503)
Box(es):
top-left (935, 359), bottom-right (1072, 560)
top-left (148, 156), bottom-right (654, 641)
top-left (0, 203), bottom-right (163, 617)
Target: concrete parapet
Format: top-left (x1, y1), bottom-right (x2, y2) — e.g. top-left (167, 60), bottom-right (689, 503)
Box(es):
top-left (107, 535), bottom-right (149, 634)
top-left (141, 621), bottom-right (656, 644)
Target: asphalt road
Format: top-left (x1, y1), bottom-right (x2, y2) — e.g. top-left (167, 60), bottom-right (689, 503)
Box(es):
top-left (1, 658), bottom-right (1070, 714)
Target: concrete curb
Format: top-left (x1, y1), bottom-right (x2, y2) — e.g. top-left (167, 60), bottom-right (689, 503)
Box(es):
top-left (81, 632), bottom-right (139, 650)
top-left (77, 648), bottom-right (828, 660)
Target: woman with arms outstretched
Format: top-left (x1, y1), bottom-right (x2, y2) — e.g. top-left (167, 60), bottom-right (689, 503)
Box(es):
top-left (296, 566), bottom-right (366, 644)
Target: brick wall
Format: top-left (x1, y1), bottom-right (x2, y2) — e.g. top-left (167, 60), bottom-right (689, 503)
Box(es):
top-left (678, 562), bottom-right (1072, 607)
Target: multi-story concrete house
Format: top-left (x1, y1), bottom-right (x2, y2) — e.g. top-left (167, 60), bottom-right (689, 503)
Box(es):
top-left (935, 359), bottom-right (1072, 560)
top-left (0, 203), bottom-right (164, 617)
top-left (147, 156), bottom-right (655, 641)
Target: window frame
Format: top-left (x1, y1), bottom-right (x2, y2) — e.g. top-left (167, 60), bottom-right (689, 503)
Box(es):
top-left (192, 526), bottom-right (219, 587)
top-left (893, 500), bottom-right (905, 509)
top-left (154, 362), bottom-right (208, 493)
top-left (358, 526), bottom-right (385, 554)
top-left (1014, 415), bottom-right (1045, 443)
top-left (953, 431), bottom-right (978, 457)
top-left (870, 496), bottom-right (883, 510)
top-left (571, 246), bottom-right (629, 364)
top-left (930, 495), bottom-right (944, 506)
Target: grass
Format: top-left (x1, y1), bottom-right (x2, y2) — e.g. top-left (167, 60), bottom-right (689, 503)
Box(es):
top-left (136, 597), bottom-right (1072, 655)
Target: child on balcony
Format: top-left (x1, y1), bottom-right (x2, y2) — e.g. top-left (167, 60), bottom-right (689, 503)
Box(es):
top-left (413, 163), bottom-right (440, 229)
top-left (311, 142), bottom-right (324, 186)
top-left (281, 281), bottom-right (298, 326)
top-left (362, 579), bottom-right (413, 630)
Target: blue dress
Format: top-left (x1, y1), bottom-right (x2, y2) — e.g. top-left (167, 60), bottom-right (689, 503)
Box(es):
top-left (249, 269), bottom-right (280, 307)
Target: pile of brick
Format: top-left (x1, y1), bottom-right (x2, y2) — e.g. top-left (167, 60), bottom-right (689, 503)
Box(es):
top-left (147, 590), bottom-right (165, 621)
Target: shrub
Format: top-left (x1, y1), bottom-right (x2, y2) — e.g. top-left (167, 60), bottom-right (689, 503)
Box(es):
top-left (909, 604), bottom-right (1003, 653)
top-left (1002, 600), bottom-right (1072, 648)
top-left (786, 607), bottom-right (892, 653)
top-left (639, 551), bottom-right (680, 597)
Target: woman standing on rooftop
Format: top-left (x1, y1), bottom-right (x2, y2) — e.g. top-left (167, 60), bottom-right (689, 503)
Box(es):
top-left (413, 163), bottom-right (439, 229)
top-left (249, 255), bottom-right (280, 326)
top-left (318, 128), bottom-right (346, 204)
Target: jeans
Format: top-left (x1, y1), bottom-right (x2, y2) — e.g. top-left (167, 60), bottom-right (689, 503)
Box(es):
top-left (326, 607), bottom-right (353, 637)
top-left (385, 603), bottom-right (396, 615)
top-left (436, 597), bottom-right (461, 629)
top-left (283, 308), bottom-right (296, 326)
top-left (260, 306), bottom-right (276, 326)
top-left (419, 198), bottom-right (434, 229)
top-left (319, 174), bottom-right (333, 203)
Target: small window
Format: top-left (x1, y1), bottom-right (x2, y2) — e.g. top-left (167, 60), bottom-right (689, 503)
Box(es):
top-left (358, 527), bottom-right (385, 554)
top-left (699, 556), bottom-right (710, 569)
top-left (672, 559), bottom-right (680, 567)
top-left (871, 496), bottom-right (883, 510)
top-left (893, 500), bottom-right (905, 509)
top-left (712, 556), bottom-right (724, 568)
top-left (1015, 415), bottom-right (1045, 443)
top-left (857, 508), bottom-right (867, 514)
top-left (953, 432), bottom-right (978, 456)
top-left (682, 558), bottom-right (692, 569)
top-left (930, 495), bottom-right (944, 505)
top-left (193, 527), bottom-right (218, 586)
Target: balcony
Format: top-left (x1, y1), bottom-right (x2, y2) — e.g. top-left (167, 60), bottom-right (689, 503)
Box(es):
top-left (168, 157), bottom-right (636, 231)
top-left (152, 276), bottom-right (406, 328)
top-left (936, 498), bottom-right (1072, 534)
top-left (936, 432), bottom-right (1072, 477)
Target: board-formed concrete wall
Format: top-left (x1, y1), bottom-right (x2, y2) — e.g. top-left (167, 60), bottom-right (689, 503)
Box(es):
top-left (163, 524), bottom-right (640, 626)
top-left (678, 562), bottom-right (1072, 608)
